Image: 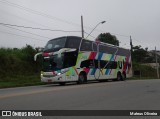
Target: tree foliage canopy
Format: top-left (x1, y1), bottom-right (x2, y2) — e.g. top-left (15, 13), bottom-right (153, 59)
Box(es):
top-left (132, 45), bottom-right (155, 63)
top-left (98, 33), bottom-right (119, 46)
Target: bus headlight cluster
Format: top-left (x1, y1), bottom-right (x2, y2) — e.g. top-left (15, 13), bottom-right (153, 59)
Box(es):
top-left (57, 73), bottom-right (61, 76)
top-left (41, 71), bottom-right (44, 76)
top-left (57, 68), bottom-right (69, 76)
top-left (61, 68), bottom-right (69, 73)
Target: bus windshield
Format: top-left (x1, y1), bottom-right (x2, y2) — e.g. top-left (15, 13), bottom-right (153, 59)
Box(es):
top-left (43, 54), bottom-right (64, 71)
top-left (44, 37), bottom-right (66, 52)
top-left (42, 50), bottom-right (78, 72)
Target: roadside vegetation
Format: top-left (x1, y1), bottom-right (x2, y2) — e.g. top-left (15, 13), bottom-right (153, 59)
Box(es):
top-left (0, 45), bottom-right (44, 88)
top-left (132, 62), bottom-right (157, 79)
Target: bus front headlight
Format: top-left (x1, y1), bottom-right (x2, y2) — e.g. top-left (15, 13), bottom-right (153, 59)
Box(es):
top-left (41, 71), bottom-right (44, 76)
top-left (57, 73), bottom-right (61, 76)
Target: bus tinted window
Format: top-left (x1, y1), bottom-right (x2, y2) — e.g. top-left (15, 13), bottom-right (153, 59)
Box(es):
top-left (80, 60), bottom-right (117, 69)
top-left (65, 37), bottom-right (81, 49)
top-left (100, 60), bottom-right (117, 69)
top-left (80, 40), bottom-right (92, 51)
top-left (63, 50), bottom-right (78, 68)
top-left (99, 44), bottom-right (117, 54)
top-left (80, 60), bottom-right (97, 68)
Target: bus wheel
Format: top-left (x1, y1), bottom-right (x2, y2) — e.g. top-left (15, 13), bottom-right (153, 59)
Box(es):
top-left (78, 72), bottom-right (87, 84)
top-left (121, 73), bottom-right (126, 81)
top-left (59, 82), bottom-right (66, 86)
top-left (117, 72), bottom-right (122, 81)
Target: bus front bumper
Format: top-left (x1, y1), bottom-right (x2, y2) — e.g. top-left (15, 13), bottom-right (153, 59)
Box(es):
top-left (41, 72), bottom-right (66, 83)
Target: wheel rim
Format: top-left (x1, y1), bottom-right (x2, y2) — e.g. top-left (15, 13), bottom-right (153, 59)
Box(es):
top-left (122, 74), bottom-right (126, 80)
top-left (79, 74), bottom-right (84, 83)
top-left (117, 74), bottom-right (121, 80)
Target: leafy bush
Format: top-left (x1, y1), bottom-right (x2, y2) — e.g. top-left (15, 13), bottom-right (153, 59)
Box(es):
top-left (133, 62), bottom-right (157, 78)
top-left (0, 45), bottom-right (41, 81)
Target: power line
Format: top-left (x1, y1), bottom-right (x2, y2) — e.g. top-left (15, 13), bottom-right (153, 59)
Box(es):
top-left (0, 30), bottom-right (45, 42)
top-left (1, 23), bottom-right (154, 49)
top-left (0, 8), bottom-right (58, 31)
top-left (0, 22), bottom-right (156, 50)
top-left (1, 0), bottom-right (157, 49)
top-left (0, 22), bottom-right (81, 33)
top-left (0, 0), bottom-right (130, 38)
top-left (85, 27), bottom-right (130, 38)
top-left (0, 0), bottom-right (81, 27)
top-left (0, 22), bottom-right (97, 40)
top-left (0, 21), bottom-right (129, 44)
top-left (0, 22), bottom-right (97, 41)
top-left (3, 25), bottom-right (51, 39)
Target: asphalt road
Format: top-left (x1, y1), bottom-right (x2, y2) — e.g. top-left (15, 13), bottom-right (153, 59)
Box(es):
top-left (0, 79), bottom-right (160, 118)
top-left (0, 79), bottom-right (160, 110)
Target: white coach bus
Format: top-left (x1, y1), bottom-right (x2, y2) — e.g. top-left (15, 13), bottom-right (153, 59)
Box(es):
top-left (34, 36), bottom-right (132, 85)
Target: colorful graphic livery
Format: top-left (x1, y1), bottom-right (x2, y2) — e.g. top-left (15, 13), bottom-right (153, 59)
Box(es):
top-left (34, 36), bottom-right (132, 85)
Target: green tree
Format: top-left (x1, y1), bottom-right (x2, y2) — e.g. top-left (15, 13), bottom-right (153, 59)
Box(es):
top-left (20, 44), bottom-right (36, 62)
top-left (132, 45), bottom-right (154, 63)
top-left (98, 33), bottom-right (119, 46)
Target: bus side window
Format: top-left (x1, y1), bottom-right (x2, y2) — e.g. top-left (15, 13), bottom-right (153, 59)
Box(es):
top-left (100, 60), bottom-right (108, 68)
top-left (80, 60), bottom-right (98, 68)
top-left (63, 51), bottom-right (78, 68)
top-left (66, 37), bottom-right (81, 49)
top-left (111, 61), bottom-right (117, 69)
top-left (101, 61), bottom-right (117, 69)
top-left (80, 60), bottom-right (90, 68)
top-left (80, 40), bottom-right (92, 51)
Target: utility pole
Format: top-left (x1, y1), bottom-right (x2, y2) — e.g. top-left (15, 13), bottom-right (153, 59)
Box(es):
top-left (155, 46), bottom-right (159, 79)
top-left (130, 36), bottom-right (133, 77)
top-left (81, 15), bottom-right (84, 38)
top-left (130, 36), bottom-right (133, 54)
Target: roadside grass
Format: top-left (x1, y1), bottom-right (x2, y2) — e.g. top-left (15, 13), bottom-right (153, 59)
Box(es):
top-left (0, 74), bottom-right (45, 88)
top-left (128, 76), bottom-right (158, 80)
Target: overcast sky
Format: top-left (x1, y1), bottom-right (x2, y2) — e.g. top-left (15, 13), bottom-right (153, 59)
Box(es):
top-left (0, 0), bottom-right (159, 50)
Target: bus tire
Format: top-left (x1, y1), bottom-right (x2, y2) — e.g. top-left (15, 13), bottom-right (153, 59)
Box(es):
top-left (59, 82), bottom-right (66, 86)
top-left (78, 72), bottom-right (87, 84)
top-left (117, 72), bottom-right (122, 81)
top-left (121, 72), bottom-right (126, 81)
